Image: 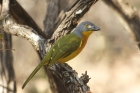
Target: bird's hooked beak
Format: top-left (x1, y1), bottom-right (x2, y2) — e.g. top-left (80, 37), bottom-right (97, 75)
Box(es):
top-left (88, 25), bottom-right (100, 31)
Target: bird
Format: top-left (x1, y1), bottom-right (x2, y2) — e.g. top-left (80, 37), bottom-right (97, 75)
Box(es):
top-left (22, 21), bottom-right (100, 89)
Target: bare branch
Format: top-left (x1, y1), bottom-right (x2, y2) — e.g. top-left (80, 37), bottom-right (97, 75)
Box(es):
top-left (9, 1), bottom-right (47, 39)
top-left (0, 0), bottom-right (9, 19)
top-left (103, 0), bottom-right (140, 49)
top-left (2, 16), bottom-right (44, 50)
top-left (0, 0), bottom-right (16, 93)
top-left (44, 0), bottom-right (60, 39)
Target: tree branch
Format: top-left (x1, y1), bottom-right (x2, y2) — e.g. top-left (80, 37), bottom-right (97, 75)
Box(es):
top-left (9, 0), bottom-right (47, 39)
top-left (103, 0), bottom-right (140, 49)
top-left (2, 17), bottom-right (44, 50)
top-left (0, 0), bottom-right (16, 93)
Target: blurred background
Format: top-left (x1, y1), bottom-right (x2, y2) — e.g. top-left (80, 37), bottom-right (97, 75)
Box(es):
top-left (12, 0), bottom-right (140, 93)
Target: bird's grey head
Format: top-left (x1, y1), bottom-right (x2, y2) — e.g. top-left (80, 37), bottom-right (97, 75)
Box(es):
top-left (73, 21), bottom-right (100, 38)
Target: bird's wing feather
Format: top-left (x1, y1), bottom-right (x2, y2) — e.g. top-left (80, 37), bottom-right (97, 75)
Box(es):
top-left (47, 33), bottom-right (81, 66)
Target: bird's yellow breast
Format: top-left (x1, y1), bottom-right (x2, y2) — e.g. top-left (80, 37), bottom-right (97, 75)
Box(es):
top-left (58, 31), bottom-right (93, 63)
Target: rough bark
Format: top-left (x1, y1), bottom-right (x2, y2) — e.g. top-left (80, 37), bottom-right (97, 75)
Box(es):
top-left (0, 32), bottom-right (16, 93)
top-left (0, 0), bottom-right (16, 93)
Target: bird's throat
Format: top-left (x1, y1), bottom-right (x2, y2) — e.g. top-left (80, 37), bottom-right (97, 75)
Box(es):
top-left (79, 31), bottom-right (93, 48)
top-left (82, 31), bottom-right (93, 37)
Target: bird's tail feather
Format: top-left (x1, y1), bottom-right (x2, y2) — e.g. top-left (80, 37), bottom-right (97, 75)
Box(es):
top-left (22, 58), bottom-right (47, 89)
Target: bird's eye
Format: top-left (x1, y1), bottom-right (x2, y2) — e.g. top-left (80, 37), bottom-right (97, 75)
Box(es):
top-left (85, 24), bottom-right (88, 28)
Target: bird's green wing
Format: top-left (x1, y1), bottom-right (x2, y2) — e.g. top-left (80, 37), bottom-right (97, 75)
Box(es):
top-left (22, 33), bottom-right (81, 89)
top-left (47, 33), bottom-right (81, 67)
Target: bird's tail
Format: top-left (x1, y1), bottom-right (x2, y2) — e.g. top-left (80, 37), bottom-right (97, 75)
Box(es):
top-left (22, 57), bottom-right (48, 89)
